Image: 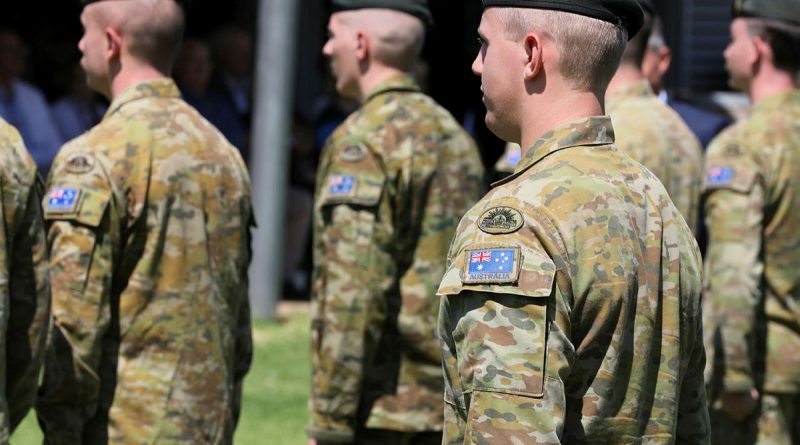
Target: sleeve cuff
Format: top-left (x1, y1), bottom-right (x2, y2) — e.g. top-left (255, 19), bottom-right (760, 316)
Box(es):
top-left (305, 425), bottom-right (355, 443)
top-left (722, 375), bottom-right (755, 393)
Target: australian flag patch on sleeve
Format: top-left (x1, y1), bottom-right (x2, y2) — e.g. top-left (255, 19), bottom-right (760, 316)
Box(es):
top-left (463, 247), bottom-right (521, 284)
top-left (47, 187), bottom-right (81, 214)
top-left (329, 175), bottom-right (356, 196)
top-left (707, 166), bottom-right (734, 186)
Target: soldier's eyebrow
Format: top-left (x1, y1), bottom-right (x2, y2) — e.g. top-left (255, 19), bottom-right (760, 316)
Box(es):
top-left (477, 30), bottom-right (488, 45)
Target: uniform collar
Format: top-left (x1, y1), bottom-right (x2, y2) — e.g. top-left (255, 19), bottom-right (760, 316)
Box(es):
top-left (605, 80), bottom-right (655, 111)
top-left (363, 74), bottom-right (420, 104)
top-left (105, 78), bottom-right (182, 118)
top-left (752, 89), bottom-right (800, 114)
top-left (493, 116), bottom-right (616, 187)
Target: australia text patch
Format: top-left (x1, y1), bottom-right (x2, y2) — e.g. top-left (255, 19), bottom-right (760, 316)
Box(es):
top-left (478, 206), bottom-right (524, 234)
top-left (463, 247), bottom-right (521, 284)
top-left (47, 187), bottom-right (81, 214)
top-left (329, 175), bottom-right (356, 196)
top-left (707, 166), bottom-right (734, 186)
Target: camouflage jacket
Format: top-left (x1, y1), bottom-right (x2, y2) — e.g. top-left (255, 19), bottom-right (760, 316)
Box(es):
top-left (35, 79), bottom-right (254, 445)
top-left (703, 90), bottom-right (800, 395)
top-left (607, 81), bottom-right (704, 234)
top-left (0, 118), bottom-right (49, 443)
top-left (308, 74), bottom-right (484, 442)
top-left (438, 117), bottom-right (710, 444)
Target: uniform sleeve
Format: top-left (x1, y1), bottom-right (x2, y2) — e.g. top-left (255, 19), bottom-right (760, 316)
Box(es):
top-left (35, 171), bottom-right (115, 444)
top-left (6, 173), bottom-right (50, 431)
top-left (676, 296), bottom-right (711, 444)
top-left (703, 155), bottom-right (763, 393)
top-left (437, 240), bottom-right (564, 445)
top-left (308, 148), bottom-right (388, 443)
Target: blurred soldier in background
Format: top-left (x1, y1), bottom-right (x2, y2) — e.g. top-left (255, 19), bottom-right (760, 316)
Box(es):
top-left (703, 0), bottom-right (800, 443)
top-left (308, 0), bottom-right (484, 444)
top-left (641, 17), bottom-right (732, 150)
top-left (606, 0), bottom-right (703, 233)
top-left (35, 1), bottom-right (253, 443)
top-left (0, 118), bottom-right (49, 444)
top-left (438, 0), bottom-right (709, 443)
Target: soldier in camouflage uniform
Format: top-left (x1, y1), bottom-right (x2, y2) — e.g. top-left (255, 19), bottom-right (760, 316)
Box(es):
top-left (703, 1), bottom-right (800, 443)
top-left (438, 1), bottom-right (710, 443)
top-left (0, 118), bottom-right (49, 444)
top-left (308, 1), bottom-right (485, 444)
top-left (35, 1), bottom-right (253, 444)
top-left (605, 0), bottom-right (703, 234)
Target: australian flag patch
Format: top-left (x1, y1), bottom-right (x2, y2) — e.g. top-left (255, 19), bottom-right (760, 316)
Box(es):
top-left (463, 247), bottom-right (521, 284)
top-left (329, 175), bottom-right (356, 196)
top-left (707, 166), bottom-right (734, 186)
top-left (47, 187), bottom-right (80, 213)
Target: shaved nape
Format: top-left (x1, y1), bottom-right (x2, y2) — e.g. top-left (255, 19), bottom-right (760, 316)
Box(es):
top-left (91, 0), bottom-right (186, 72)
top-left (338, 9), bottom-right (425, 71)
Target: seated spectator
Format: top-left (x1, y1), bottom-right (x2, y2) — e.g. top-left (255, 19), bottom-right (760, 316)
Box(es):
top-left (0, 28), bottom-right (61, 174)
top-left (51, 64), bottom-right (106, 142)
top-left (174, 38), bottom-right (247, 158)
top-left (209, 25), bottom-right (253, 161)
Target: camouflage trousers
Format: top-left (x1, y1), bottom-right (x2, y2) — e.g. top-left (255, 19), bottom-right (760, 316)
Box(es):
top-left (711, 393), bottom-right (800, 445)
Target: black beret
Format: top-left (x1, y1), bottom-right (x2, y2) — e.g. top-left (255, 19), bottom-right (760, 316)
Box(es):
top-left (482, 0), bottom-right (644, 40)
top-left (80, 0), bottom-right (192, 13)
top-left (331, 0), bottom-right (433, 26)
top-left (732, 0), bottom-right (800, 26)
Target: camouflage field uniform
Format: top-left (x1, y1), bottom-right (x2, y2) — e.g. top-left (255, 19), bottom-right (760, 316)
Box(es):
top-left (438, 116), bottom-right (710, 444)
top-left (308, 74), bottom-right (484, 444)
top-left (0, 118), bottom-right (49, 443)
top-left (35, 79), bottom-right (254, 445)
top-left (607, 81), bottom-right (704, 233)
top-left (704, 90), bottom-right (800, 444)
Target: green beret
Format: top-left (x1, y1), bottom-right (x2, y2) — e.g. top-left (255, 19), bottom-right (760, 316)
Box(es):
top-left (331, 0), bottom-right (433, 26)
top-left (732, 0), bottom-right (800, 25)
top-left (482, 0), bottom-right (644, 39)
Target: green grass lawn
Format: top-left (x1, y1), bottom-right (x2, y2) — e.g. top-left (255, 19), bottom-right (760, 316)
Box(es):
top-left (11, 305), bottom-right (311, 445)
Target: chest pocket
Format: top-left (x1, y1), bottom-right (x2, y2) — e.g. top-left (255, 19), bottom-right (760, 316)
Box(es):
top-left (439, 243), bottom-right (556, 399)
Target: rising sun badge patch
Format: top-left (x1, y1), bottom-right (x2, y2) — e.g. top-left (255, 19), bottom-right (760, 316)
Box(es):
top-left (478, 206), bottom-right (524, 234)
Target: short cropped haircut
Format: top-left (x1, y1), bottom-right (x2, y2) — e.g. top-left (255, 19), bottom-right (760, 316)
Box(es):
top-left (94, 0), bottom-right (186, 71)
top-left (747, 18), bottom-right (800, 79)
top-left (497, 8), bottom-right (627, 92)
top-left (339, 9), bottom-right (425, 72)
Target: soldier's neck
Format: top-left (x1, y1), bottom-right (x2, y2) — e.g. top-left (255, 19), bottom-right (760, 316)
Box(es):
top-left (606, 64), bottom-right (646, 97)
top-left (110, 64), bottom-right (171, 100)
top-left (357, 65), bottom-right (408, 103)
top-left (750, 69), bottom-right (797, 104)
top-left (519, 88), bottom-right (603, 151)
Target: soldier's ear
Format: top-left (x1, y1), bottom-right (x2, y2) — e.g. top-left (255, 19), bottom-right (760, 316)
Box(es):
top-left (355, 30), bottom-right (369, 62)
top-left (751, 34), bottom-right (772, 66)
top-left (523, 32), bottom-right (543, 81)
top-left (104, 26), bottom-right (122, 63)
